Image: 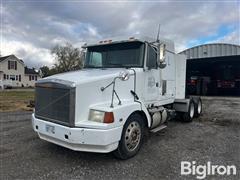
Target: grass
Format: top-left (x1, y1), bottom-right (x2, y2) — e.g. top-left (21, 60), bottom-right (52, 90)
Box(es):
top-left (0, 90), bottom-right (35, 112)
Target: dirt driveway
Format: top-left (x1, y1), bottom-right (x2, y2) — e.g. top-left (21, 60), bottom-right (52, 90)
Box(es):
top-left (0, 97), bottom-right (239, 180)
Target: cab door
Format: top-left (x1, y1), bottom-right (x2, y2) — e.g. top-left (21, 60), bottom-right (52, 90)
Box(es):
top-left (143, 45), bottom-right (160, 102)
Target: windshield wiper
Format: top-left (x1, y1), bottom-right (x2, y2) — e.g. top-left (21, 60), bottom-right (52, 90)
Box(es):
top-left (107, 63), bottom-right (127, 67)
top-left (84, 65), bottom-right (102, 68)
top-left (84, 63), bottom-right (131, 69)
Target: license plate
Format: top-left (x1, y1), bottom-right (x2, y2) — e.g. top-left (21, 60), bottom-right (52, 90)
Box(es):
top-left (45, 124), bottom-right (55, 134)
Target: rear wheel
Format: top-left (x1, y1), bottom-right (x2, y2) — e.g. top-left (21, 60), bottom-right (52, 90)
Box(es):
top-left (182, 99), bottom-right (195, 122)
top-left (194, 98), bottom-right (202, 117)
top-left (113, 113), bottom-right (144, 160)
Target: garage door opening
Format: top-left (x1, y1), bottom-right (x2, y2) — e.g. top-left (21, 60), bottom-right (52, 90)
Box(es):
top-left (186, 55), bottom-right (240, 96)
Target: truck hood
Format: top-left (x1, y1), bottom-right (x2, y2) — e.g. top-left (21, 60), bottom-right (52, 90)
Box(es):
top-left (35, 68), bottom-right (139, 124)
top-left (44, 68), bottom-right (126, 85)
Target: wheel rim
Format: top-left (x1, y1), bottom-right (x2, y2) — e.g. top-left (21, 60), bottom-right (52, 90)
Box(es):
top-left (198, 101), bottom-right (202, 114)
top-left (190, 103), bottom-right (195, 118)
top-left (125, 121), bottom-right (141, 152)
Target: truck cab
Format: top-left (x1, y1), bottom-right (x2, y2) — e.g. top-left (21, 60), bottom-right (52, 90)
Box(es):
top-left (32, 36), bottom-right (202, 159)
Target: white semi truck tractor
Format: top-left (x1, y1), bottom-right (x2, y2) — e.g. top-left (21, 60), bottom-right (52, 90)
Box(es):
top-left (32, 36), bottom-right (202, 159)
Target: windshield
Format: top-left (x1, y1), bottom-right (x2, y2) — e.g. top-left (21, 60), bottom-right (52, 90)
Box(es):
top-left (84, 42), bottom-right (144, 68)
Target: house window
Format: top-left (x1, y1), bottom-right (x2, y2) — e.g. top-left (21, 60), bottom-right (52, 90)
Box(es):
top-left (10, 75), bottom-right (15, 81)
top-left (32, 75), bottom-right (34, 81)
top-left (7, 75), bottom-right (9, 79)
top-left (19, 75), bottom-right (21, 82)
top-left (3, 74), bottom-right (6, 80)
top-left (16, 75), bottom-right (18, 81)
top-left (35, 76), bottom-right (37, 81)
top-left (29, 75), bottom-right (31, 81)
top-left (8, 61), bottom-right (17, 70)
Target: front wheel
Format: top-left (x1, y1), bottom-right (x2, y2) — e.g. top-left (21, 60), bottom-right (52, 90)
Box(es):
top-left (113, 113), bottom-right (144, 159)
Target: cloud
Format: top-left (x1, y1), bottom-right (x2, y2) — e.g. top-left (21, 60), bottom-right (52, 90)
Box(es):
top-left (2, 39), bottom-right (54, 68)
top-left (208, 30), bottom-right (240, 45)
top-left (1, 1), bottom-right (239, 67)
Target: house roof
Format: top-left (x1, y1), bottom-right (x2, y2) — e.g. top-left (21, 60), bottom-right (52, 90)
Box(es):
top-left (0, 55), bottom-right (12, 62)
top-left (0, 54), bottom-right (24, 64)
top-left (25, 67), bottom-right (39, 75)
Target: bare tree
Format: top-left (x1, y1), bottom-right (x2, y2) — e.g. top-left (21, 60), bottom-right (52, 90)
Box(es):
top-left (51, 43), bottom-right (84, 73)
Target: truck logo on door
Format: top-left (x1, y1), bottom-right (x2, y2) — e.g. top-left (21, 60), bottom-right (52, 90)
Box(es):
top-left (148, 77), bottom-right (155, 87)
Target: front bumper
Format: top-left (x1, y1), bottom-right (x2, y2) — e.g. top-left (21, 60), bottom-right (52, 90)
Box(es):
top-left (32, 114), bottom-right (122, 153)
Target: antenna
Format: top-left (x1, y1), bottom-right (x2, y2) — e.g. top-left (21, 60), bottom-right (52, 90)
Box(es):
top-left (156, 24), bottom-right (161, 42)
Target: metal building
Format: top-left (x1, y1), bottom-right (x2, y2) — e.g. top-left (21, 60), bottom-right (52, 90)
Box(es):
top-left (179, 43), bottom-right (240, 96)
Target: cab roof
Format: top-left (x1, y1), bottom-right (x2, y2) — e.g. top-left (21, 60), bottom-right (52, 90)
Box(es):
top-left (82, 36), bottom-right (175, 53)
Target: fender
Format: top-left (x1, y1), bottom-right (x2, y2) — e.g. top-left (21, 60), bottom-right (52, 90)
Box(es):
top-left (89, 100), bottom-right (152, 128)
top-left (139, 101), bottom-right (152, 127)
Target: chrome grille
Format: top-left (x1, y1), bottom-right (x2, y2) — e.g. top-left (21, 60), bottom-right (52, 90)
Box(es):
top-left (35, 81), bottom-right (75, 127)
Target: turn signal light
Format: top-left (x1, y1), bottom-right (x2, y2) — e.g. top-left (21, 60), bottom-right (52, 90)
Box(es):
top-left (104, 112), bottom-right (114, 123)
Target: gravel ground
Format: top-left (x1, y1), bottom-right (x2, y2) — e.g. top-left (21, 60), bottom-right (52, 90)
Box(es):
top-left (0, 97), bottom-right (239, 180)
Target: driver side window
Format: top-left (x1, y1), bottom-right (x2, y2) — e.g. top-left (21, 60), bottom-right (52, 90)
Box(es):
top-left (89, 52), bottom-right (102, 66)
top-left (147, 45), bottom-right (157, 69)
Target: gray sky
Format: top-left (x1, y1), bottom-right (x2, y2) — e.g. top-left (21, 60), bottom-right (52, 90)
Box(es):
top-left (1, 0), bottom-right (240, 68)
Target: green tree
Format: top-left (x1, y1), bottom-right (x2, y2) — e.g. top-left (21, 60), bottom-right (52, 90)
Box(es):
top-left (40, 66), bottom-right (59, 77)
top-left (39, 66), bottom-right (51, 78)
top-left (51, 43), bottom-right (84, 73)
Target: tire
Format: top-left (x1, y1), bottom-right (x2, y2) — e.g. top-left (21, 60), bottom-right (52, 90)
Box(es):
top-left (182, 99), bottom-right (195, 122)
top-left (113, 113), bottom-right (144, 160)
top-left (194, 97), bottom-right (202, 117)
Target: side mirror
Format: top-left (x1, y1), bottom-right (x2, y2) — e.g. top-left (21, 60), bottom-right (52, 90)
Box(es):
top-left (158, 44), bottom-right (167, 69)
top-left (119, 70), bottom-right (130, 81)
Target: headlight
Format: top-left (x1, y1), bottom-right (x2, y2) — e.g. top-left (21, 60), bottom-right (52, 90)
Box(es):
top-left (89, 110), bottom-right (114, 123)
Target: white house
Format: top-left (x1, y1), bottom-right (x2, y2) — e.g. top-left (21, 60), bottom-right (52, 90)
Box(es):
top-left (0, 55), bottom-right (42, 88)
